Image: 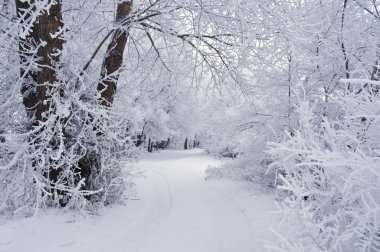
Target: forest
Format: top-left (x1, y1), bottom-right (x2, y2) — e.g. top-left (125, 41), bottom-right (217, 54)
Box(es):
top-left (0, 0), bottom-right (379, 251)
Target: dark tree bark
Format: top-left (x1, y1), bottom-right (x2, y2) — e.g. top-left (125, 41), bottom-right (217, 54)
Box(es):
top-left (34, 2), bottom-right (63, 121)
top-left (184, 137), bottom-right (188, 150)
top-left (341, 0), bottom-right (350, 84)
top-left (98, 1), bottom-right (132, 106)
top-left (15, 0), bottom-right (133, 204)
top-left (77, 1), bottom-right (133, 201)
top-left (16, 0), bottom-right (65, 203)
top-left (16, 0), bottom-right (64, 122)
top-left (148, 138), bottom-right (152, 152)
top-left (16, 0), bottom-right (39, 120)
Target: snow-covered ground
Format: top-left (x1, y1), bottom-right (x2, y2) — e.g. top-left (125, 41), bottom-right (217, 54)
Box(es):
top-left (0, 149), bottom-right (279, 252)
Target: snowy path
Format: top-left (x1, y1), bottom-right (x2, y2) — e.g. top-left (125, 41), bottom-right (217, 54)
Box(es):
top-left (0, 149), bottom-right (278, 252)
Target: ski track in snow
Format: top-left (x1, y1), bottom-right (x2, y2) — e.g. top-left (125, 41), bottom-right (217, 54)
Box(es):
top-left (0, 149), bottom-right (278, 252)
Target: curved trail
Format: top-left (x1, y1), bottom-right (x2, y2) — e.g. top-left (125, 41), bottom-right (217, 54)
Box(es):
top-left (0, 149), bottom-right (277, 252)
top-left (133, 150), bottom-right (256, 252)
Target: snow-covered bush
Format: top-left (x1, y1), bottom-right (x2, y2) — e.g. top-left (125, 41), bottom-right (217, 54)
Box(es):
top-left (205, 121), bottom-right (280, 190)
top-left (203, 89), bottom-right (289, 190)
top-left (0, 64), bottom-right (138, 216)
top-left (267, 83), bottom-right (380, 251)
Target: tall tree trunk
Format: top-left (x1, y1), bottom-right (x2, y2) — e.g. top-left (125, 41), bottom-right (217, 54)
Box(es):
top-left (34, 1), bottom-right (64, 121)
top-left (78, 1), bottom-right (133, 198)
top-left (16, 0), bottom-right (63, 122)
top-left (98, 1), bottom-right (132, 106)
top-left (341, 0), bottom-right (350, 93)
top-left (16, 0), bottom-right (64, 203)
top-left (184, 137), bottom-right (188, 150)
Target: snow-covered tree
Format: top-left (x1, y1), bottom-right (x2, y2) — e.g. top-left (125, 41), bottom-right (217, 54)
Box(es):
top-left (198, 1), bottom-right (379, 249)
top-left (267, 80), bottom-right (380, 251)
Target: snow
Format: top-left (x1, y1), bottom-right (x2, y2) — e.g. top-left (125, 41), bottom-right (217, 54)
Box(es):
top-left (0, 149), bottom-right (278, 252)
